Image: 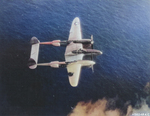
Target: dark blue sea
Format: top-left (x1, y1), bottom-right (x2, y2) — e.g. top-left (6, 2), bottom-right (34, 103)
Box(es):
top-left (0, 0), bottom-right (150, 115)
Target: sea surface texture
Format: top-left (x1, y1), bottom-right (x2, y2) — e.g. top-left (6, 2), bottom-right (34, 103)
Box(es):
top-left (0, 0), bottom-right (150, 115)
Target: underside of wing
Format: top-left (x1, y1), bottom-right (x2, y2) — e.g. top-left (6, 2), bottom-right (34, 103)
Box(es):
top-left (67, 63), bottom-right (81, 87)
top-left (65, 17), bottom-right (83, 56)
top-left (65, 43), bottom-right (83, 56)
top-left (65, 54), bottom-right (84, 62)
top-left (69, 17), bottom-right (82, 40)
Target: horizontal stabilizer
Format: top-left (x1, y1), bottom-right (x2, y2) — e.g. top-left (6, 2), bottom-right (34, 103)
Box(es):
top-left (29, 37), bottom-right (40, 69)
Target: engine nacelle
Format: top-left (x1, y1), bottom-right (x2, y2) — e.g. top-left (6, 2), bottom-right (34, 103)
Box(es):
top-left (51, 40), bottom-right (61, 46)
top-left (52, 40), bottom-right (61, 43)
top-left (52, 42), bottom-right (60, 46)
top-left (50, 61), bottom-right (59, 68)
top-left (72, 39), bottom-right (91, 44)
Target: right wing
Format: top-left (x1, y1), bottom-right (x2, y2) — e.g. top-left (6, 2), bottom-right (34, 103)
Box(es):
top-left (67, 62), bottom-right (81, 87)
top-left (65, 17), bottom-right (83, 57)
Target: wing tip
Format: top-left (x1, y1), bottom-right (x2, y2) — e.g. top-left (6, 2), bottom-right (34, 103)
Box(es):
top-left (70, 82), bottom-right (78, 87)
top-left (69, 76), bottom-right (79, 87)
top-left (73, 17), bottom-right (80, 24)
top-left (74, 17), bottom-right (79, 20)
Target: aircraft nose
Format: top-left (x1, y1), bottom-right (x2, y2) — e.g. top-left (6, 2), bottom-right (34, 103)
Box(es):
top-left (99, 51), bottom-right (103, 55)
top-left (91, 61), bottom-right (95, 65)
top-left (95, 50), bottom-right (103, 55)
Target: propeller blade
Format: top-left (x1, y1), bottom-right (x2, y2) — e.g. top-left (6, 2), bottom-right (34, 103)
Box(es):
top-left (91, 35), bottom-right (93, 40)
top-left (91, 35), bottom-right (94, 60)
top-left (91, 35), bottom-right (94, 49)
top-left (91, 35), bottom-right (94, 44)
top-left (92, 65), bottom-right (94, 73)
top-left (91, 44), bottom-right (93, 49)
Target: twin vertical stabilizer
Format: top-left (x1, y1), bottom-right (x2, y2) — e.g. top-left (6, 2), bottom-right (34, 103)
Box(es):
top-left (28, 37), bottom-right (40, 69)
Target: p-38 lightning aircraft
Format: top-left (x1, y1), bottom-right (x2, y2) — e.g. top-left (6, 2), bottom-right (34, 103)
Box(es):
top-left (28, 17), bottom-right (102, 87)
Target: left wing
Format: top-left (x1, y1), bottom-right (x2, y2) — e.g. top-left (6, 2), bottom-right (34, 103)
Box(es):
top-left (65, 17), bottom-right (83, 59)
top-left (68, 17), bottom-right (82, 41)
top-left (67, 62), bottom-right (81, 87)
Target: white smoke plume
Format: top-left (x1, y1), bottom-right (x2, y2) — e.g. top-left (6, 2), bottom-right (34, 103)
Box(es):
top-left (68, 98), bottom-right (133, 116)
top-left (68, 81), bottom-right (150, 116)
top-left (131, 81), bottom-right (150, 115)
top-left (131, 99), bottom-right (150, 116)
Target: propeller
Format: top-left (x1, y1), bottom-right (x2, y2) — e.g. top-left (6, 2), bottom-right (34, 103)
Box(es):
top-left (90, 35), bottom-right (97, 73)
top-left (91, 35), bottom-right (94, 61)
top-left (91, 35), bottom-right (94, 49)
top-left (91, 65), bottom-right (94, 73)
top-left (88, 64), bottom-right (94, 73)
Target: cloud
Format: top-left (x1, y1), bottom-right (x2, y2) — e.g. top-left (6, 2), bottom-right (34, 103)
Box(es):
top-left (68, 98), bottom-right (133, 116)
top-left (132, 99), bottom-right (150, 115)
top-left (68, 81), bottom-right (150, 116)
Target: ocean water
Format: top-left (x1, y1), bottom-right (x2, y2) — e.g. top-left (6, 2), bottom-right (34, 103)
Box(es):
top-left (0, 0), bottom-right (150, 115)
